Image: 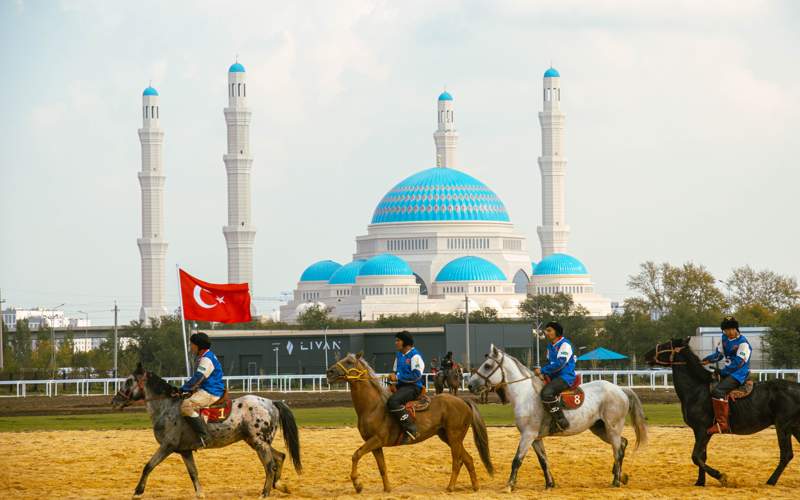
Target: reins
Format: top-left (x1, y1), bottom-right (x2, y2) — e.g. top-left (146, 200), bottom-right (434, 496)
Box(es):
top-left (334, 361), bottom-right (370, 382)
top-left (652, 340), bottom-right (687, 366)
top-left (473, 352), bottom-right (535, 391)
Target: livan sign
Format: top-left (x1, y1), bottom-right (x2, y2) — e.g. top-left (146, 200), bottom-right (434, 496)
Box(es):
top-left (284, 339), bottom-right (343, 356)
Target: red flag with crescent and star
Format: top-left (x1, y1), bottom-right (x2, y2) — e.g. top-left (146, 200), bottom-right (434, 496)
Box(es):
top-left (179, 269), bottom-right (252, 323)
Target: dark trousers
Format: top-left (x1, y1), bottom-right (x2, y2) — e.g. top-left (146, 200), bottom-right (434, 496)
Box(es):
top-left (712, 375), bottom-right (741, 399)
top-left (541, 376), bottom-right (570, 402)
top-left (388, 383), bottom-right (421, 411)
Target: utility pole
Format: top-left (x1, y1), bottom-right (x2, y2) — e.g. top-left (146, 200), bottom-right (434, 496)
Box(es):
top-left (464, 285), bottom-right (470, 370)
top-left (113, 301), bottom-right (119, 379)
top-left (0, 288), bottom-right (5, 371)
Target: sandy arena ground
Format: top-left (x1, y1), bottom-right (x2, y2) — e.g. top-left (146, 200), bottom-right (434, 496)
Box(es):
top-left (0, 426), bottom-right (798, 499)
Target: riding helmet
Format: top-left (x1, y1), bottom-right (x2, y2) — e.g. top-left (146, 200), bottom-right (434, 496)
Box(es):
top-left (189, 332), bottom-right (212, 350)
top-left (720, 316), bottom-right (740, 332)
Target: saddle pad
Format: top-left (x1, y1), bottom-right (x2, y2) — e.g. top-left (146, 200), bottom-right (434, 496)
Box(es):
top-left (404, 393), bottom-right (432, 420)
top-left (728, 380), bottom-right (754, 401)
top-left (200, 398), bottom-right (233, 423)
top-left (560, 387), bottom-right (585, 410)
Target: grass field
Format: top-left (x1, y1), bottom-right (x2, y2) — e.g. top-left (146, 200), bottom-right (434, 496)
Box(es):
top-left (0, 403), bottom-right (684, 432)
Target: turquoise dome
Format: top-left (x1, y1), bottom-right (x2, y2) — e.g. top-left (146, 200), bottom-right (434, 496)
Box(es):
top-left (371, 167), bottom-right (510, 224)
top-left (329, 260), bottom-right (367, 285)
top-left (436, 256), bottom-right (507, 282)
top-left (531, 261), bottom-right (537, 275)
top-left (533, 253), bottom-right (588, 276)
top-left (438, 91), bottom-right (453, 101)
top-left (544, 67), bottom-right (560, 78)
top-left (143, 86), bottom-right (159, 96)
top-left (299, 260), bottom-right (342, 282)
top-left (229, 62), bottom-right (246, 73)
top-left (359, 254), bottom-right (413, 277)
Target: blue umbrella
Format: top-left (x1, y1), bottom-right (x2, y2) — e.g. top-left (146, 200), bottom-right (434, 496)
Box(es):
top-left (577, 347), bottom-right (628, 361)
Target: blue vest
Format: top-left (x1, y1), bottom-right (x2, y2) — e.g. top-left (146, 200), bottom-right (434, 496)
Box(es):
top-left (704, 334), bottom-right (751, 384)
top-left (200, 350), bottom-right (225, 397)
top-left (395, 347), bottom-right (424, 389)
top-left (541, 337), bottom-right (577, 385)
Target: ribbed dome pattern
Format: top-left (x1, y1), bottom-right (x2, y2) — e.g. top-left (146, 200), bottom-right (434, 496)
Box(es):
top-left (435, 256), bottom-right (507, 282)
top-left (359, 254), bottom-right (413, 277)
top-left (533, 253), bottom-right (588, 276)
top-left (299, 260), bottom-right (342, 282)
top-left (328, 260), bottom-right (367, 285)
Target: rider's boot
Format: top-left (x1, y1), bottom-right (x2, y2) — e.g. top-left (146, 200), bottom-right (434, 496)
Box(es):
top-left (707, 398), bottom-right (730, 435)
top-left (543, 397), bottom-right (569, 434)
top-left (390, 407), bottom-right (417, 444)
top-left (185, 415), bottom-right (210, 447)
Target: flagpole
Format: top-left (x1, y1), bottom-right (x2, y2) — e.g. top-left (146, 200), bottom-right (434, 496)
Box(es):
top-left (176, 264), bottom-right (191, 377)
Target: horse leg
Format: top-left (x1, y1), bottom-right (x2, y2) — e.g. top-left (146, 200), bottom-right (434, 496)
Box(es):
top-left (133, 445), bottom-right (171, 497)
top-left (270, 446), bottom-right (290, 494)
top-left (608, 432), bottom-right (625, 487)
top-left (691, 428), bottom-right (725, 485)
top-left (767, 424), bottom-right (794, 485)
top-left (371, 448), bottom-right (392, 492)
top-left (460, 448), bottom-right (479, 491)
top-left (179, 451), bottom-right (204, 499)
top-left (506, 429), bottom-right (537, 492)
top-left (255, 445), bottom-right (276, 497)
top-left (446, 437), bottom-right (466, 491)
top-left (532, 439), bottom-right (555, 489)
top-left (351, 435), bottom-right (382, 493)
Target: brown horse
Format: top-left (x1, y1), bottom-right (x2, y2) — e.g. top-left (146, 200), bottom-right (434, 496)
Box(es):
top-left (434, 365), bottom-right (463, 395)
top-left (326, 352), bottom-right (494, 493)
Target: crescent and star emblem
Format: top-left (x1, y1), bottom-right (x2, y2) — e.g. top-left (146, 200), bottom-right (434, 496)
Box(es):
top-left (193, 285), bottom-right (225, 309)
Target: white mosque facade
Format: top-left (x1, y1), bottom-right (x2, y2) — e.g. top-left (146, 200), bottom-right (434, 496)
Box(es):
top-left (280, 67), bottom-right (613, 322)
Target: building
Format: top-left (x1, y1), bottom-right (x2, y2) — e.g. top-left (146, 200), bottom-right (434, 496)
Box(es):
top-left (281, 68), bottom-right (612, 322)
top-left (2, 307), bottom-right (69, 330)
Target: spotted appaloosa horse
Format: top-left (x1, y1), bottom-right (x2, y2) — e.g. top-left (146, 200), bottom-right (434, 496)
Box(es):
top-left (111, 363), bottom-right (301, 498)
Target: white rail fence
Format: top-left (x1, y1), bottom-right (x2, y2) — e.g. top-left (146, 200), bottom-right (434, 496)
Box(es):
top-left (1, 369), bottom-right (798, 398)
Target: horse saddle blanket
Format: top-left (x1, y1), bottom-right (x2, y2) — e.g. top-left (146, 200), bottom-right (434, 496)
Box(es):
top-left (404, 392), bottom-right (432, 420)
top-left (728, 380), bottom-right (754, 401)
top-left (200, 394), bottom-right (232, 423)
top-left (559, 375), bottom-right (585, 410)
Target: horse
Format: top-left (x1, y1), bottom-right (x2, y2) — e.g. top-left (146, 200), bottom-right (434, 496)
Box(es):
top-left (644, 337), bottom-right (800, 486)
top-left (326, 352), bottom-right (494, 493)
top-left (467, 345), bottom-right (647, 491)
top-left (111, 363), bottom-right (302, 498)
top-left (434, 365), bottom-right (463, 395)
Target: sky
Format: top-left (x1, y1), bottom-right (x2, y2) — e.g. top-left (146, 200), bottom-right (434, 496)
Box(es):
top-left (1, 0), bottom-right (798, 325)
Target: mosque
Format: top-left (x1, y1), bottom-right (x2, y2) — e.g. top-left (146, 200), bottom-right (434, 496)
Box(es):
top-left (279, 67), bottom-right (612, 322)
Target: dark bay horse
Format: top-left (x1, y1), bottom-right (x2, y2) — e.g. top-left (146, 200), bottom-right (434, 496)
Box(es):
top-left (645, 338), bottom-right (800, 486)
top-left (326, 353), bottom-right (494, 493)
top-left (111, 363), bottom-right (301, 498)
top-left (434, 365), bottom-right (463, 395)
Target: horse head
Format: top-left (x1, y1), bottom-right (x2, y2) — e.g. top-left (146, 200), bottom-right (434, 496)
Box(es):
top-left (644, 337), bottom-right (692, 367)
top-left (325, 351), bottom-right (368, 384)
top-left (111, 362), bottom-right (148, 409)
top-left (467, 344), bottom-right (506, 395)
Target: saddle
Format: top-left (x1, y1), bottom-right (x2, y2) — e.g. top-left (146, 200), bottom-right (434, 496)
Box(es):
top-left (199, 390), bottom-right (232, 423)
top-left (727, 380), bottom-right (754, 402)
top-left (558, 374), bottom-right (585, 410)
top-left (403, 388), bottom-right (432, 421)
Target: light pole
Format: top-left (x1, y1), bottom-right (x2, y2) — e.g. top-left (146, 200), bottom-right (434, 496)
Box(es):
top-left (464, 284), bottom-right (470, 370)
top-left (0, 289), bottom-right (6, 371)
top-left (47, 303), bottom-right (65, 378)
top-left (76, 310), bottom-right (89, 335)
top-left (273, 346), bottom-right (280, 376)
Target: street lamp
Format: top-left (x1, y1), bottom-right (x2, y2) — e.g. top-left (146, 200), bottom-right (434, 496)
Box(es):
top-left (76, 310), bottom-right (89, 336)
top-left (47, 303), bottom-right (65, 378)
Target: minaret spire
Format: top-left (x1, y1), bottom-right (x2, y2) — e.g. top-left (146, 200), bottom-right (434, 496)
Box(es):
top-left (223, 60), bottom-right (256, 295)
top-left (537, 67), bottom-right (570, 257)
top-left (433, 88), bottom-right (458, 168)
top-left (137, 84), bottom-right (168, 323)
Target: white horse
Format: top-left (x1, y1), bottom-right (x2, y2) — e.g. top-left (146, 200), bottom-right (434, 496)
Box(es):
top-left (467, 345), bottom-right (648, 491)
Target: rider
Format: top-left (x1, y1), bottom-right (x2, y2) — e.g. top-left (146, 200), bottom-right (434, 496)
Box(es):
top-left (180, 332), bottom-right (225, 446)
top-left (441, 351), bottom-right (455, 371)
top-left (534, 321), bottom-right (577, 433)
top-left (702, 316), bottom-right (751, 434)
top-left (388, 330), bottom-right (425, 443)
top-left (430, 356), bottom-right (440, 376)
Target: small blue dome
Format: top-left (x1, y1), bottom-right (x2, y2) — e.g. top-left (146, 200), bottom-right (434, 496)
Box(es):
top-left (229, 62), bottom-right (246, 73)
top-left (436, 256), bottom-right (507, 282)
top-left (544, 67), bottom-right (560, 78)
top-left (438, 91), bottom-right (453, 101)
top-left (299, 260), bottom-right (342, 282)
top-left (329, 260), bottom-right (367, 285)
top-left (533, 253), bottom-right (588, 276)
top-left (359, 254), bottom-right (413, 277)
top-left (531, 261), bottom-right (537, 275)
top-left (143, 86), bottom-right (159, 96)
top-left (371, 167), bottom-right (510, 224)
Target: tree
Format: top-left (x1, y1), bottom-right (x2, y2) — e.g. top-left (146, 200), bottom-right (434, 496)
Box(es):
top-left (725, 266), bottom-right (799, 313)
top-left (519, 293), bottom-right (595, 350)
top-left (297, 304), bottom-right (333, 329)
top-left (126, 316), bottom-right (188, 377)
top-left (764, 306), bottom-right (800, 368)
top-left (627, 261), bottom-right (727, 316)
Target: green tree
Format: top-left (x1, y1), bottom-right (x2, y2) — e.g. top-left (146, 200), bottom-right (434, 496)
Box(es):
top-left (519, 293), bottom-right (595, 350)
top-left (764, 306), bottom-right (800, 368)
top-left (297, 304), bottom-right (333, 329)
top-left (126, 316), bottom-right (188, 377)
top-left (9, 320), bottom-right (33, 373)
top-left (627, 261), bottom-right (727, 315)
top-left (725, 266), bottom-right (799, 313)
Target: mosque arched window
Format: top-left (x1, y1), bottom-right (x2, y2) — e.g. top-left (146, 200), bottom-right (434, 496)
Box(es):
top-left (151, 106), bottom-right (155, 119)
top-left (144, 106), bottom-right (147, 119)
top-left (243, 83), bottom-right (246, 97)
top-left (156, 107), bottom-right (159, 119)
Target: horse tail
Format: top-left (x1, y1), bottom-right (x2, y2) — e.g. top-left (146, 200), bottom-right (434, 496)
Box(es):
top-left (466, 399), bottom-right (494, 476)
top-left (274, 400), bottom-right (302, 473)
top-left (622, 388), bottom-right (648, 450)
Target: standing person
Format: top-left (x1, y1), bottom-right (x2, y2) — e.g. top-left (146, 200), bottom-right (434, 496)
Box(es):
top-left (702, 316), bottom-right (752, 434)
top-left (387, 331), bottom-right (425, 443)
top-left (180, 332), bottom-right (225, 447)
top-left (534, 321), bottom-right (576, 433)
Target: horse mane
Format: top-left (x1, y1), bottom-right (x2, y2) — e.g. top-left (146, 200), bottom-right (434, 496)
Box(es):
top-left (145, 371), bottom-right (178, 396)
top-left (355, 356), bottom-right (390, 403)
top-left (679, 344), bottom-right (713, 384)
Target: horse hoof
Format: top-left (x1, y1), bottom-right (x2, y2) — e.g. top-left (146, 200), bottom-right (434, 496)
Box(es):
top-left (353, 482), bottom-right (363, 494)
top-left (719, 473), bottom-right (728, 487)
top-left (621, 473), bottom-right (629, 485)
top-left (504, 485), bottom-right (513, 493)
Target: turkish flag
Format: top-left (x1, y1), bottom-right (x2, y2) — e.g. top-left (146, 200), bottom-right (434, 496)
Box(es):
top-left (179, 269), bottom-right (252, 323)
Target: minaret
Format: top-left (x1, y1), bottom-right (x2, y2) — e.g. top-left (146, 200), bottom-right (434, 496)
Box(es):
top-left (537, 67), bottom-right (570, 257)
top-left (433, 90), bottom-right (458, 167)
top-left (137, 85), bottom-right (169, 323)
top-left (222, 61), bottom-right (256, 292)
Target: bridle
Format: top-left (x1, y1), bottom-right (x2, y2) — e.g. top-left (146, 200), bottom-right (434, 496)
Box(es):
top-left (472, 351), bottom-right (534, 391)
top-left (651, 340), bottom-right (687, 366)
top-left (333, 360), bottom-right (370, 382)
top-left (113, 372), bottom-right (177, 406)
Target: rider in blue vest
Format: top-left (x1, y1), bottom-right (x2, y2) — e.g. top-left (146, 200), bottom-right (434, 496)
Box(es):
top-left (534, 321), bottom-right (577, 433)
top-left (180, 332), bottom-right (225, 446)
top-left (702, 316), bottom-right (751, 434)
top-left (388, 331), bottom-right (425, 444)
